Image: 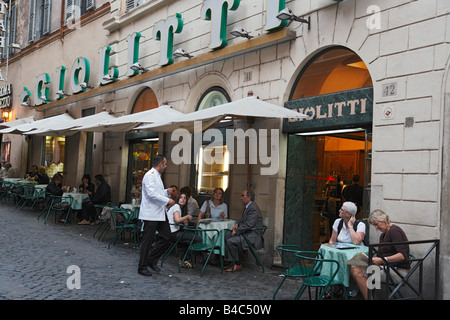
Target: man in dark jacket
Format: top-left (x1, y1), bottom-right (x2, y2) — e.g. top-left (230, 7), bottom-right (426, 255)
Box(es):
top-left (78, 174), bottom-right (111, 225)
top-left (46, 173), bottom-right (69, 222)
top-left (224, 190), bottom-right (263, 271)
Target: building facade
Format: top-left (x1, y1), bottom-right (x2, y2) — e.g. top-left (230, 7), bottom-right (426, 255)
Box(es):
top-left (1, 0), bottom-right (449, 298)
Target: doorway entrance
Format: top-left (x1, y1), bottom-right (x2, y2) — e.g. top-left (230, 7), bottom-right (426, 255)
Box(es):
top-left (283, 47), bottom-right (373, 251)
top-left (285, 129), bottom-right (371, 250)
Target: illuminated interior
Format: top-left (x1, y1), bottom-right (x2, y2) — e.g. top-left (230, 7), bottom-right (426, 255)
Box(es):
top-left (196, 146), bottom-right (230, 194)
top-left (127, 87), bottom-right (160, 203)
top-left (291, 48), bottom-right (372, 100)
top-left (195, 87), bottom-right (231, 195)
top-left (286, 47), bottom-right (373, 250)
top-left (44, 136), bottom-right (65, 178)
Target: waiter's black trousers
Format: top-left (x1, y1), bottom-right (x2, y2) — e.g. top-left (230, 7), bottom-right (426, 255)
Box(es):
top-left (138, 217), bottom-right (172, 270)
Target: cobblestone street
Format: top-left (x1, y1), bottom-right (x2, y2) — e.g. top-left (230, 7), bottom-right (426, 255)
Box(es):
top-left (0, 203), bottom-right (302, 301)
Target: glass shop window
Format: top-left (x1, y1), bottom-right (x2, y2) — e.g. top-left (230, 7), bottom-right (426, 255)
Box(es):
top-left (44, 136), bottom-right (65, 178)
top-left (194, 87), bottom-right (231, 196)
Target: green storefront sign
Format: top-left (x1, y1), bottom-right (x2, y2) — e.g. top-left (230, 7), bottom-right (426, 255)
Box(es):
top-left (283, 87), bottom-right (373, 133)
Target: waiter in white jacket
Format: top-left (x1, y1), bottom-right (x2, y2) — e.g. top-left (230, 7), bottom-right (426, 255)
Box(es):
top-left (138, 154), bottom-right (175, 276)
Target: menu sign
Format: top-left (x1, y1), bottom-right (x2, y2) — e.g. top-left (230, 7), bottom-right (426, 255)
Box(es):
top-left (0, 83), bottom-right (11, 108)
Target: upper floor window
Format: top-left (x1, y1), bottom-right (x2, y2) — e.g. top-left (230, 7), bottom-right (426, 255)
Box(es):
top-left (66, 0), bottom-right (95, 22)
top-left (125, 0), bottom-right (147, 13)
top-left (28, 0), bottom-right (51, 43)
top-left (1, 0), bottom-right (17, 59)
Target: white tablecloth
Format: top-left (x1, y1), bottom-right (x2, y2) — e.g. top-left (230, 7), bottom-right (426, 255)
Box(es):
top-left (198, 219), bottom-right (236, 256)
top-left (63, 192), bottom-right (89, 210)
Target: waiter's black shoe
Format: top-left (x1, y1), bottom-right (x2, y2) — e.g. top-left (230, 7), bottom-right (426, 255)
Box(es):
top-left (138, 268), bottom-right (152, 276)
top-left (148, 262), bottom-right (161, 272)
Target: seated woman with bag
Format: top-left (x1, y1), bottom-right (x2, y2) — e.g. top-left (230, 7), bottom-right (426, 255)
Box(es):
top-left (197, 187), bottom-right (228, 221)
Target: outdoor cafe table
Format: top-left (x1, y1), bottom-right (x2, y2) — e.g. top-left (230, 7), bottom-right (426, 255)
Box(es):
top-left (318, 243), bottom-right (369, 288)
top-left (197, 218), bottom-right (236, 256)
top-left (3, 178), bottom-right (37, 186)
top-left (33, 184), bottom-right (48, 199)
top-left (120, 203), bottom-right (140, 215)
top-left (62, 192), bottom-right (89, 210)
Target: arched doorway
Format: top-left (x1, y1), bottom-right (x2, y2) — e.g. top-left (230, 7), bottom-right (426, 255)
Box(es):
top-left (126, 87), bottom-right (160, 203)
top-left (131, 87), bottom-right (159, 113)
top-left (190, 86), bottom-right (232, 208)
top-left (283, 47), bottom-right (373, 250)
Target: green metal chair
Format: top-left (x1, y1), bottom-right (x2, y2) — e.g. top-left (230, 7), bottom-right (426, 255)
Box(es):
top-left (37, 193), bottom-right (53, 221)
top-left (29, 187), bottom-right (48, 211)
top-left (17, 185), bottom-right (38, 210)
top-left (93, 204), bottom-right (113, 241)
top-left (273, 245), bottom-right (322, 300)
top-left (294, 252), bottom-right (341, 300)
top-left (7, 184), bottom-right (23, 207)
top-left (160, 223), bottom-right (189, 267)
top-left (231, 226), bottom-right (268, 273)
top-left (107, 208), bottom-right (139, 249)
top-left (0, 181), bottom-right (13, 203)
top-left (42, 195), bottom-right (74, 225)
top-left (179, 227), bottom-right (221, 277)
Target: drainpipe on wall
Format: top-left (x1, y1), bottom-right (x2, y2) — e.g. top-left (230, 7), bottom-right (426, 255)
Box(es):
top-left (60, 0), bottom-right (65, 42)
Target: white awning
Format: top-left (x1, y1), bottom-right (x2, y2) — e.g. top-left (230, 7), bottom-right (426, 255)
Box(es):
top-left (0, 116), bottom-right (35, 129)
top-left (24, 111), bottom-right (115, 136)
top-left (0, 113), bottom-right (75, 134)
top-left (75, 105), bottom-right (185, 132)
top-left (135, 97), bottom-right (308, 133)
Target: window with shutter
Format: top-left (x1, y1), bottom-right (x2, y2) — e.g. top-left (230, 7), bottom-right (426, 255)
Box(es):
top-left (42, 0), bottom-right (51, 35)
top-left (66, 0), bottom-right (95, 22)
top-left (125, 0), bottom-right (135, 13)
top-left (126, 0), bottom-right (146, 13)
top-left (66, 0), bottom-right (75, 21)
top-left (8, 4), bottom-right (17, 56)
top-left (0, 1), bottom-right (18, 59)
top-left (28, 0), bottom-right (51, 43)
top-left (28, 0), bottom-right (36, 43)
top-left (1, 11), bottom-right (7, 60)
top-left (86, 0), bottom-right (95, 11)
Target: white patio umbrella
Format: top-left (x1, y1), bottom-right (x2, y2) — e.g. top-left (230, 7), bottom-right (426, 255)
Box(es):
top-left (135, 96), bottom-right (307, 133)
top-left (0, 113), bottom-right (75, 134)
top-left (135, 96), bottom-right (307, 188)
top-left (0, 116), bottom-right (35, 129)
top-left (75, 105), bottom-right (185, 132)
top-left (24, 111), bottom-right (115, 136)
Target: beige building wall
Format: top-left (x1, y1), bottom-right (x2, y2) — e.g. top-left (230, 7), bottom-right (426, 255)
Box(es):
top-left (2, 1), bottom-right (111, 186)
top-left (102, 0), bottom-right (449, 295)
top-left (2, 0), bottom-right (448, 297)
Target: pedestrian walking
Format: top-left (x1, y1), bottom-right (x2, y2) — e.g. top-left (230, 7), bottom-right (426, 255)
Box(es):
top-left (138, 154), bottom-right (175, 276)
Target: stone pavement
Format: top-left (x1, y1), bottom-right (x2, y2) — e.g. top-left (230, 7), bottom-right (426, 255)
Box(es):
top-left (0, 203), bottom-right (303, 301)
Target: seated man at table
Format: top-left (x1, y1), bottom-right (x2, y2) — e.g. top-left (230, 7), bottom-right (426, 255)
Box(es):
top-left (329, 201), bottom-right (366, 245)
top-left (37, 166), bottom-right (50, 184)
top-left (46, 173), bottom-right (70, 222)
top-left (224, 190), bottom-right (263, 272)
top-left (78, 174), bottom-right (112, 225)
top-left (24, 165), bottom-right (39, 181)
top-left (0, 162), bottom-right (15, 179)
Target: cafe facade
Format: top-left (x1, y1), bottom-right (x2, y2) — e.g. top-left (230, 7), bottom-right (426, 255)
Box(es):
top-left (1, 0), bottom-right (449, 298)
